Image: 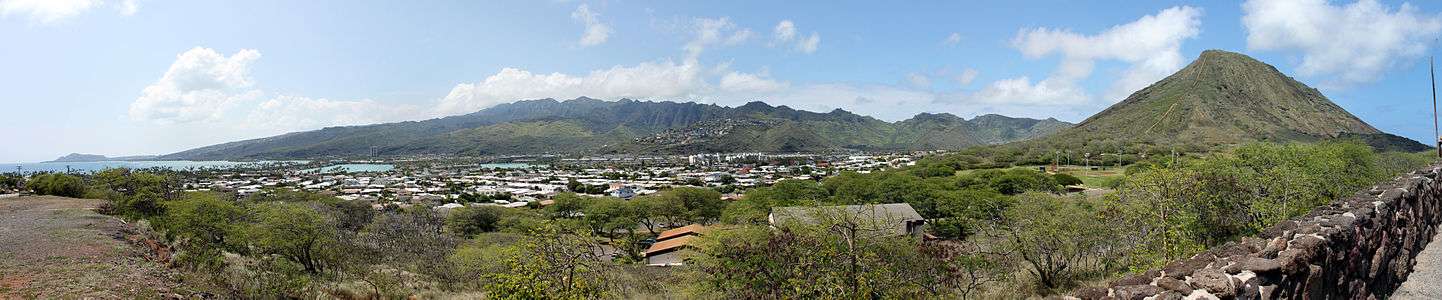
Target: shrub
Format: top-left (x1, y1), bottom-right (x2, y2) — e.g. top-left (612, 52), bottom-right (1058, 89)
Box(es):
top-left (1052, 173), bottom-right (1083, 186)
top-left (27, 173), bottom-right (86, 197)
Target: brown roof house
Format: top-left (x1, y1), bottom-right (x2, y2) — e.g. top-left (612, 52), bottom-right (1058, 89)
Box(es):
top-left (643, 224), bottom-right (706, 267)
top-left (768, 203), bottom-right (926, 237)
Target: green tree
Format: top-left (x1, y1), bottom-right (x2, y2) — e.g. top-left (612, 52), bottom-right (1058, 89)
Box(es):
top-left (458, 224), bottom-right (618, 299)
top-left (158, 192), bottom-right (246, 270)
top-left (997, 193), bottom-right (1117, 292)
top-left (90, 168), bottom-right (179, 218)
top-left (243, 202), bottom-right (340, 274)
top-left (447, 205), bottom-right (506, 237)
top-left (548, 193), bottom-right (587, 219)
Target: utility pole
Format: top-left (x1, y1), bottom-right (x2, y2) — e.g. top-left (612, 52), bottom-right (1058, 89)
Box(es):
top-left (1432, 56), bottom-right (1439, 158)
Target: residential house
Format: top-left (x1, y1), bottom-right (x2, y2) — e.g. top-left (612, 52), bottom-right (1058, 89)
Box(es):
top-left (644, 224), bottom-right (706, 266)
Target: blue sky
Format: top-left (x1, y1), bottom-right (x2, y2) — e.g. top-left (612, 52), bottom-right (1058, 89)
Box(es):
top-left (2, 0), bottom-right (1441, 163)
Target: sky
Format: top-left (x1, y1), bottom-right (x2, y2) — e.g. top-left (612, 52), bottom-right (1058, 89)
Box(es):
top-left (3, 0), bottom-right (1442, 163)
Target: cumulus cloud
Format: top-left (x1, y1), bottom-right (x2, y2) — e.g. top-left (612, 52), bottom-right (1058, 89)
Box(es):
top-left (129, 47), bottom-right (263, 123)
top-left (684, 17), bottom-right (753, 61)
top-left (770, 20), bottom-right (821, 54)
top-left (130, 46), bottom-right (418, 141)
top-left (437, 61), bottom-right (706, 114)
top-left (772, 20), bottom-right (796, 42)
top-left (1010, 5), bottom-right (1202, 102)
top-left (437, 15), bottom-right (804, 115)
top-left (246, 96), bottom-right (420, 131)
top-left (571, 4), bottom-right (611, 47)
top-left (720, 71), bottom-right (788, 93)
top-left (1242, 0), bottom-right (1442, 84)
top-left (968, 76), bottom-right (1089, 106)
top-left (0, 0), bottom-right (136, 23)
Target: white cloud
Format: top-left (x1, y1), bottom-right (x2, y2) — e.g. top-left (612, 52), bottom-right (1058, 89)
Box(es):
top-left (247, 96), bottom-right (419, 131)
top-left (796, 33), bottom-right (820, 54)
top-left (1242, 0), bottom-right (1442, 84)
top-left (571, 4), bottom-right (611, 47)
top-left (944, 33), bottom-right (962, 46)
top-left (770, 20), bottom-right (821, 54)
top-left (0, 0), bottom-right (96, 23)
top-left (905, 73), bottom-right (931, 88)
top-left (118, 0), bottom-right (136, 15)
top-left (1010, 5), bottom-right (1202, 102)
top-left (684, 17), bottom-right (752, 61)
top-left (956, 68), bottom-right (979, 86)
top-left (129, 47), bottom-right (263, 123)
top-left (968, 76), bottom-right (1089, 106)
top-left (720, 71), bottom-right (787, 93)
top-left (130, 46), bottom-right (419, 144)
top-left (772, 20), bottom-right (796, 42)
top-left (437, 61), bottom-right (709, 115)
top-left (0, 0), bottom-right (136, 23)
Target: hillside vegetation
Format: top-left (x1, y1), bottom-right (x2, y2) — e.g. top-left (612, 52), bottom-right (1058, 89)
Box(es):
top-left (161, 99), bottom-right (1070, 160)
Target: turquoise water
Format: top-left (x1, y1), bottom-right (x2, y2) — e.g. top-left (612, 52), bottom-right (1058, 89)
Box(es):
top-left (301, 164), bottom-right (395, 173)
top-left (0, 161), bottom-right (305, 173)
top-left (478, 163), bottom-right (536, 169)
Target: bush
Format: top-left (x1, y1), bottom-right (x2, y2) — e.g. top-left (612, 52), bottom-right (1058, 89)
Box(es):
top-left (1052, 173), bottom-right (1083, 186)
top-left (27, 173), bottom-right (86, 197)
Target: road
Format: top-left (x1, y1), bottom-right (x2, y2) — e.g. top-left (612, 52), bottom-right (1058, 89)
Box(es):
top-left (0, 196), bottom-right (180, 298)
top-left (1394, 230), bottom-right (1442, 299)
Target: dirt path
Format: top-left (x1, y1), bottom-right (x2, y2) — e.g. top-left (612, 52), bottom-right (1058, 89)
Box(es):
top-left (1394, 230), bottom-right (1442, 299)
top-left (0, 196), bottom-right (180, 299)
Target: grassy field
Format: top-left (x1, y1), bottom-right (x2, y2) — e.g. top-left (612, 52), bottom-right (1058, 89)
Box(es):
top-left (958, 165), bottom-right (1127, 189)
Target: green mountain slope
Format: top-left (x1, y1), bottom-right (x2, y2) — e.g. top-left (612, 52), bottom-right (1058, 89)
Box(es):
top-left (1034, 49), bottom-right (1426, 152)
top-left (160, 99), bottom-right (1072, 159)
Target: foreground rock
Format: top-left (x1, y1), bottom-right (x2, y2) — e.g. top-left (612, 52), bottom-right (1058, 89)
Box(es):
top-left (0, 196), bottom-right (181, 298)
top-left (1072, 165), bottom-right (1442, 299)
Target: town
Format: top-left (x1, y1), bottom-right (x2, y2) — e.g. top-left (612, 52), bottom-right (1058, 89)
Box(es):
top-left (174, 152), bottom-right (922, 211)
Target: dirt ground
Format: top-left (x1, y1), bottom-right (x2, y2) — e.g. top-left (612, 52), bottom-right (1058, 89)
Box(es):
top-left (0, 196), bottom-right (181, 299)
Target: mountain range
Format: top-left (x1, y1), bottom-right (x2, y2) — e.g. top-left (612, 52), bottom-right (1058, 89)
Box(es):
top-left (47, 153), bottom-right (159, 163)
top-left (159, 99), bottom-right (1071, 160)
top-left (156, 49), bottom-right (1428, 161)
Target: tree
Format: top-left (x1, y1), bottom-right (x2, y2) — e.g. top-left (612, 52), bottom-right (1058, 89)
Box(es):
top-left (995, 193), bottom-right (1116, 292)
top-left (723, 179), bottom-right (830, 224)
top-left (243, 202), bottom-right (340, 274)
top-left (664, 187), bottom-right (724, 224)
top-left (930, 189), bottom-right (1011, 240)
top-left (692, 211), bottom-right (990, 298)
top-left (447, 206), bottom-right (506, 237)
top-left (349, 208), bottom-right (459, 295)
top-left (458, 223), bottom-right (618, 299)
top-left (158, 192), bottom-right (246, 270)
top-left (548, 193), bottom-right (587, 219)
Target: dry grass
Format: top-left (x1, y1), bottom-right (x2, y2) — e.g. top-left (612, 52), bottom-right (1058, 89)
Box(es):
top-left (0, 196), bottom-right (185, 299)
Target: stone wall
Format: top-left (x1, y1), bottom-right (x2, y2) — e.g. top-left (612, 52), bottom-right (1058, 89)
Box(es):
top-left (1073, 165), bottom-right (1442, 300)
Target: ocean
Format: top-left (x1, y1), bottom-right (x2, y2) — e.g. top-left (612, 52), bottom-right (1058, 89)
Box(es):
top-left (0, 161), bottom-right (306, 174)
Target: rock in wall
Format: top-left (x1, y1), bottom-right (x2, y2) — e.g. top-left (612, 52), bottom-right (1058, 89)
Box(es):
top-left (1072, 165), bottom-right (1442, 300)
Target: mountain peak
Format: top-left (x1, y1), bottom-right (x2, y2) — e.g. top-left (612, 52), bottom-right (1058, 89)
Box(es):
top-left (737, 101), bottom-right (774, 110)
top-left (1051, 49), bottom-right (1408, 150)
